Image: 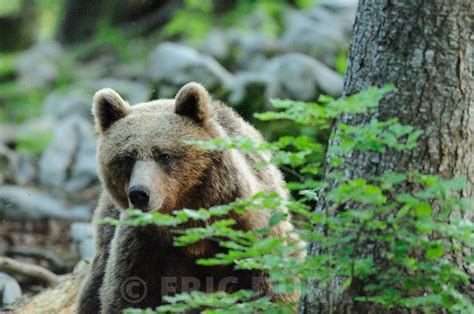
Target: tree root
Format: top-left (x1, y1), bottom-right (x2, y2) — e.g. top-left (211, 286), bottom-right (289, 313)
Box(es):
top-left (0, 256), bottom-right (60, 286)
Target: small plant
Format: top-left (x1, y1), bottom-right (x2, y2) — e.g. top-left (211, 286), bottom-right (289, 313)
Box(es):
top-left (335, 48), bottom-right (348, 75)
top-left (15, 129), bottom-right (52, 155)
top-left (105, 85), bottom-right (472, 313)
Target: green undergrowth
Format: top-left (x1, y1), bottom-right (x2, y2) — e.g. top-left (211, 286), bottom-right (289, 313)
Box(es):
top-left (101, 85), bottom-right (473, 313)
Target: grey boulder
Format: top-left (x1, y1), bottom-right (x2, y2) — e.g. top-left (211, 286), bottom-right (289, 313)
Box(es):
top-left (70, 222), bottom-right (94, 262)
top-left (0, 185), bottom-right (90, 221)
top-left (42, 89), bottom-right (91, 119)
top-left (264, 53), bottom-right (343, 100)
top-left (17, 41), bottom-right (64, 89)
top-left (38, 115), bottom-right (97, 192)
top-left (280, 1), bottom-right (357, 67)
top-left (0, 272), bottom-right (22, 305)
top-left (148, 42), bottom-right (234, 97)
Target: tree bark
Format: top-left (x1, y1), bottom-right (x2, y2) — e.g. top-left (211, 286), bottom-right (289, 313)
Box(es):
top-left (300, 0), bottom-right (473, 313)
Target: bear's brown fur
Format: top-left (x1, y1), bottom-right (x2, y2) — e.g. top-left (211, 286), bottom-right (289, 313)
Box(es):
top-left (76, 82), bottom-right (302, 313)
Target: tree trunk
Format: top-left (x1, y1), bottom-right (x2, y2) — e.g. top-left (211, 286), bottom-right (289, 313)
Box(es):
top-left (300, 0), bottom-right (473, 312)
top-left (57, 0), bottom-right (176, 45)
top-left (0, 0), bottom-right (38, 51)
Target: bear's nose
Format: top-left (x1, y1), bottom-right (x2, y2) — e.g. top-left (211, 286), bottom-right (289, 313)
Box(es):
top-left (128, 185), bottom-right (150, 210)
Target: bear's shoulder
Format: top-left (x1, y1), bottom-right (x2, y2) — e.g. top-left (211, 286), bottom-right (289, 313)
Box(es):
top-left (211, 101), bottom-right (263, 141)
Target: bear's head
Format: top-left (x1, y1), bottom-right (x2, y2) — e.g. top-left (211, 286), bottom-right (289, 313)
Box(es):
top-left (93, 82), bottom-right (223, 213)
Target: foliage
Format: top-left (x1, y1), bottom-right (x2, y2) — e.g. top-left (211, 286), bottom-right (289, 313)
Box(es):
top-left (335, 48), bottom-right (348, 75)
top-left (164, 0), bottom-right (314, 41)
top-left (0, 0), bottom-right (21, 17)
top-left (15, 129), bottom-right (52, 155)
top-left (92, 21), bottom-right (135, 62)
top-left (164, 0), bottom-right (214, 41)
top-left (104, 85), bottom-right (473, 313)
top-left (0, 68), bottom-right (45, 123)
top-left (0, 50), bottom-right (71, 123)
top-left (37, 0), bottom-right (62, 40)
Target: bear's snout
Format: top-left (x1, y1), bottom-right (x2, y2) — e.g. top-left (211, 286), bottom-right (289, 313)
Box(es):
top-left (128, 185), bottom-right (150, 210)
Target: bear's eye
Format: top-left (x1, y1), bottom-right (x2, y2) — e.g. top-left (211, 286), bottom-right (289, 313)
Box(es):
top-left (122, 155), bottom-right (135, 166)
top-left (110, 153), bottom-right (135, 178)
top-left (156, 153), bottom-right (172, 164)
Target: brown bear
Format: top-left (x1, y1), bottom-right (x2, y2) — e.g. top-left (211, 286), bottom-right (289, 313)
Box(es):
top-left (76, 82), bottom-right (301, 313)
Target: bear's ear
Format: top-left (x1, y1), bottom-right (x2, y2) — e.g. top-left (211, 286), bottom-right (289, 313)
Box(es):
top-left (174, 82), bottom-right (211, 125)
top-left (93, 88), bottom-right (130, 133)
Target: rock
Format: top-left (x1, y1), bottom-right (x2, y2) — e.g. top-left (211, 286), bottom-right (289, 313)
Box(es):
top-left (78, 78), bottom-right (152, 105)
top-left (17, 41), bottom-right (64, 89)
top-left (313, 0), bottom-right (358, 22)
top-left (264, 53), bottom-right (343, 100)
top-left (0, 272), bottom-right (22, 305)
top-left (8, 261), bottom-right (89, 313)
top-left (111, 60), bottom-right (149, 82)
top-left (227, 7), bottom-right (280, 68)
top-left (43, 79), bottom-right (152, 121)
top-left (42, 90), bottom-right (91, 119)
top-left (0, 124), bottom-right (17, 147)
top-left (0, 185), bottom-right (90, 221)
top-left (38, 115), bottom-right (97, 192)
top-left (7, 118), bottom-right (56, 184)
top-left (198, 28), bottom-right (230, 62)
top-left (318, 0), bottom-right (358, 19)
top-left (16, 117), bottom-right (55, 138)
top-left (15, 153), bottom-right (36, 185)
top-left (64, 118), bottom-right (97, 193)
top-left (229, 72), bottom-right (270, 105)
top-left (228, 72), bottom-right (270, 120)
top-left (228, 54), bottom-right (343, 112)
top-left (228, 72), bottom-right (271, 121)
top-left (280, 1), bottom-right (357, 67)
top-left (73, 54), bottom-right (113, 81)
top-left (38, 117), bottom-right (78, 187)
top-left (0, 145), bottom-right (36, 186)
top-left (70, 223), bottom-right (94, 262)
top-left (148, 42), bottom-right (234, 97)
top-left (199, 8), bottom-right (283, 71)
top-left (0, 145), bottom-right (17, 185)
top-left (227, 26), bottom-right (278, 71)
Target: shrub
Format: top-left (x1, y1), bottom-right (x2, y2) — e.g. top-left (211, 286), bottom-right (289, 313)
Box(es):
top-left (104, 85), bottom-right (473, 313)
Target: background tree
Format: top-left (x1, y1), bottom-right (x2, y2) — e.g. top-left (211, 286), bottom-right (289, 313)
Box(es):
top-left (57, 0), bottom-right (177, 45)
top-left (300, 0), bottom-right (473, 312)
top-left (0, 0), bottom-right (37, 51)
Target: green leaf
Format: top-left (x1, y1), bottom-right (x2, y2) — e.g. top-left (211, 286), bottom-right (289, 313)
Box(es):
top-left (268, 212), bottom-right (287, 227)
top-left (426, 243), bottom-right (445, 260)
top-left (414, 202), bottom-right (432, 218)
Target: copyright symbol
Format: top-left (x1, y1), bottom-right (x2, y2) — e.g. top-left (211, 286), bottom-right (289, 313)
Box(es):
top-left (120, 276), bottom-right (147, 303)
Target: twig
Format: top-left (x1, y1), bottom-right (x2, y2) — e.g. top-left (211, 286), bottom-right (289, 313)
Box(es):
top-left (0, 256), bottom-right (60, 286)
top-left (6, 246), bottom-right (67, 273)
top-left (281, 165), bottom-right (306, 182)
